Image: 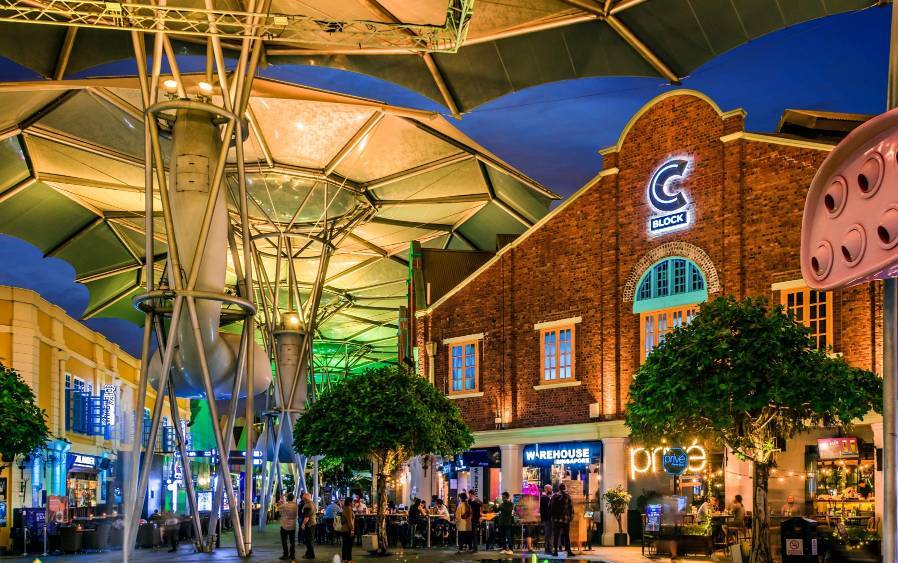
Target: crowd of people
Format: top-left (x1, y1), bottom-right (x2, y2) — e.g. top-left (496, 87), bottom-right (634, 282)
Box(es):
top-left (273, 483), bottom-right (581, 560)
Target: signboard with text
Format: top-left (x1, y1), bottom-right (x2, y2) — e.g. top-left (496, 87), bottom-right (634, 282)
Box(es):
top-left (523, 441), bottom-right (602, 468)
top-left (661, 447), bottom-right (689, 475)
top-left (817, 437), bottom-right (859, 460)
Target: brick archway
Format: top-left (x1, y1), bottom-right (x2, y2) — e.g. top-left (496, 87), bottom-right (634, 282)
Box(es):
top-left (622, 242), bottom-right (721, 302)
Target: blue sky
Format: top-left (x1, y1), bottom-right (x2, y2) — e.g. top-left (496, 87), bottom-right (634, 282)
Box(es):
top-left (0, 5), bottom-right (891, 356)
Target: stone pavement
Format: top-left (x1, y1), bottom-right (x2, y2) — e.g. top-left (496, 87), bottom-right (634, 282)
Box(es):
top-left (0, 530), bottom-right (718, 562)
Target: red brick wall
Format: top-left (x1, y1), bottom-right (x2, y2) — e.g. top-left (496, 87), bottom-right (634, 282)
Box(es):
top-left (417, 91), bottom-right (880, 433)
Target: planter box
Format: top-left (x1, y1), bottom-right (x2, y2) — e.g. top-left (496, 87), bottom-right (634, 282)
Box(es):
top-left (677, 534), bottom-right (712, 556)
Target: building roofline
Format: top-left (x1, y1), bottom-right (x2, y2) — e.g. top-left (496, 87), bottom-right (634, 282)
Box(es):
top-left (598, 89), bottom-right (746, 156)
top-left (419, 167), bottom-right (620, 317)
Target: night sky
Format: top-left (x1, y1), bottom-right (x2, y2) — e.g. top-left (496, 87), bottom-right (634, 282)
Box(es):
top-left (0, 6), bottom-right (891, 357)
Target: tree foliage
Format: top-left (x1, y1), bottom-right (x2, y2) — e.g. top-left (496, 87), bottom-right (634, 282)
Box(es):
top-left (626, 296), bottom-right (881, 563)
top-left (0, 361), bottom-right (50, 463)
top-left (294, 365), bottom-right (473, 551)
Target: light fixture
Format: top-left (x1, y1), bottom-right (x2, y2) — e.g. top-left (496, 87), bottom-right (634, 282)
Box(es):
top-left (283, 311), bottom-right (301, 329)
top-left (198, 81), bottom-right (213, 94)
top-left (163, 79), bottom-right (179, 94)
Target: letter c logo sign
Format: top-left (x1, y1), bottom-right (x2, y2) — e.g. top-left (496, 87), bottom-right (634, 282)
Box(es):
top-left (648, 159), bottom-right (689, 213)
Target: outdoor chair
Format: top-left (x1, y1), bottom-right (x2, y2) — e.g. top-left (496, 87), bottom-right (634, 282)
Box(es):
top-left (108, 525), bottom-right (124, 548)
top-left (82, 522), bottom-right (111, 552)
top-left (59, 526), bottom-right (82, 554)
top-left (136, 522), bottom-right (157, 548)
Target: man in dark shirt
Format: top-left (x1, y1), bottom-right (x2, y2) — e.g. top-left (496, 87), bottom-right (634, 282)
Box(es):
top-left (550, 484), bottom-right (574, 556)
top-left (467, 489), bottom-right (483, 552)
top-left (540, 484), bottom-right (554, 555)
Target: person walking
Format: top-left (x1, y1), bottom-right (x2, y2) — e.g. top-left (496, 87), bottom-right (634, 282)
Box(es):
top-left (455, 492), bottom-right (473, 553)
top-left (550, 484), bottom-right (574, 557)
top-left (279, 493), bottom-right (299, 561)
top-left (161, 511), bottom-right (180, 553)
top-left (467, 489), bottom-right (483, 552)
top-left (496, 491), bottom-right (515, 555)
top-left (338, 498), bottom-right (355, 563)
top-left (540, 484), bottom-right (554, 555)
top-left (300, 492), bottom-right (317, 559)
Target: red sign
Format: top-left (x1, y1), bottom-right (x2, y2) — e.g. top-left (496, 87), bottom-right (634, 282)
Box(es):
top-left (47, 496), bottom-right (68, 531)
top-left (817, 437), bottom-right (859, 460)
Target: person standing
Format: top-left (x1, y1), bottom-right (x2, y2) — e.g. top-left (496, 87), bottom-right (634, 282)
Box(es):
top-left (550, 484), bottom-right (574, 557)
top-left (300, 492), bottom-right (317, 559)
top-left (339, 498), bottom-right (355, 563)
top-left (279, 493), bottom-right (298, 561)
top-left (540, 484), bottom-right (554, 555)
top-left (496, 491), bottom-right (516, 555)
top-left (455, 492), bottom-right (473, 553)
top-left (467, 489), bottom-right (483, 552)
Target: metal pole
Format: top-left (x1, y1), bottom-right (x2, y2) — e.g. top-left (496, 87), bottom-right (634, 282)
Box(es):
top-left (884, 4), bottom-right (898, 561)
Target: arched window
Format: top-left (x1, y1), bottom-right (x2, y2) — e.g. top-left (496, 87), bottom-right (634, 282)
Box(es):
top-left (634, 257), bottom-right (707, 313)
top-left (635, 257), bottom-right (708, 362)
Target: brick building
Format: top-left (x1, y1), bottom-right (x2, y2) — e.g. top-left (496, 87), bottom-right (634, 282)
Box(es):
top-left (409, 90), bottom-right (884, 544)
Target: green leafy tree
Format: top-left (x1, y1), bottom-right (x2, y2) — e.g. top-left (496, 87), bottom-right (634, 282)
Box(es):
top-left (603, 484), bottom-right (632, 535)
top-left (626, 296), bottom-right (882, 563)
top-left (0, 361), bottom-right (50, 466)
top-left (294, 365), bottom-right (473, 553)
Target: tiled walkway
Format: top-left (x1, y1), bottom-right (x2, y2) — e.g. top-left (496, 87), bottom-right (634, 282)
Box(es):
top-left (0, 530), bottom-right (717, 562)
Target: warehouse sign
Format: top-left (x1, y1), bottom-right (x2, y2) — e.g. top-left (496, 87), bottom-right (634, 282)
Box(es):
top-left (523, 441), bottom-right (602, 467)
top-left (648, 158), bottom-right (692, 235)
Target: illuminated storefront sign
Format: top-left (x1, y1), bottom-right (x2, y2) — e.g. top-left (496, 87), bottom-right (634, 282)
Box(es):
top-left (647, 158), bottom-right (692, 235)
top-left (630, 441), bottom-right (706, 479)
top-left (523, 441), bottom-right (602, 467)
top-left (101, 384), bottom-right (116, 428)
top-left (68, 454), bottom-right (96, 470)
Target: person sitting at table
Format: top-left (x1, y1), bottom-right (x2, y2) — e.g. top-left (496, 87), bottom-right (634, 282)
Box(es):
top-left (323, 497), bottom-right (339, 544)
top-left (408, 498), bottom-right (426, 548)
top-left (432, 498), bottom-right (451, 545)
top-left (781, 495), bottom-right (798, 516)
top-left (697, 496), bottom-right (717, 522)
top-left (728, 495), bottom-right (746, 538)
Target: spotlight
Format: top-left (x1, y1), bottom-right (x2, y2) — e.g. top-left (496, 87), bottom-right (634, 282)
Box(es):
top-left (163, 79), bottom-right (179, 94)
top-left (198, 81), bottom-right (213, 95)
top-left (283, 311), bottom-right (301, 329)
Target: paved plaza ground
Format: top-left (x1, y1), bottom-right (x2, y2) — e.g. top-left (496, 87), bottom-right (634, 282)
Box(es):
top-left (0, 530), bottom-right (717, 563)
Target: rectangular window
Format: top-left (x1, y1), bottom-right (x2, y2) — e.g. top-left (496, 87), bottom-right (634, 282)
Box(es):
top-left (449, 340), bottom-right (479, 394)
top-left (782, 287), bottom-right (832, 350)
top-left (541, 326), bottom-right (575, 383)
top-left (640, 304), bottom-right (700, 363)
top-left (656, 261), bottom-right (669, 297)
top-left (673, 259), bottom-right (687, 294)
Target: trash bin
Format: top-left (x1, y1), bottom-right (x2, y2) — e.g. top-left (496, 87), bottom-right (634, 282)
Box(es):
top-left (781, 517), bottom-right (819, 562)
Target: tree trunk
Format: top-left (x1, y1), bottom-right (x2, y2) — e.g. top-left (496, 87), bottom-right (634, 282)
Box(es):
top-left (375, 471), bottom-right (388, 554)
top-left (749, 462), bottom-right (772, 563)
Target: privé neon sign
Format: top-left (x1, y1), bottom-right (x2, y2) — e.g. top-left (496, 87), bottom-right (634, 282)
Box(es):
top-left (629, 440), bottom-right (706, 479)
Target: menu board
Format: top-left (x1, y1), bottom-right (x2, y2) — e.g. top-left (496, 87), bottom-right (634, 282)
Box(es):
top-left (645, 504), bottom-right (662, 532)
top-left (818, 437), bottom-right (859, 460)
top-left (0, 477), bottom-right (6, 527)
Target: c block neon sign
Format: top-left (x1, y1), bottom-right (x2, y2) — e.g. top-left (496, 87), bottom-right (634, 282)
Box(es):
top-left (647, 158), bottom-right (692, 235)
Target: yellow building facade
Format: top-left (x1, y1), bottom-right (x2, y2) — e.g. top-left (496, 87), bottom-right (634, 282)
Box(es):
top-left (0, 285), bottom-right (189, 548)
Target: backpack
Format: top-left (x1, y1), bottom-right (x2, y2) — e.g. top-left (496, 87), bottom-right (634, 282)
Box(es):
top-left (333, 513), bottom-right (344, 532)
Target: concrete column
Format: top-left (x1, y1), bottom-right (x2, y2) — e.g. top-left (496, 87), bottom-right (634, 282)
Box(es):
top-left (409, 456), bottom-right (435, 501)
top-left (500, 444), bottom-right (523, 496)
top-left (873, 421), bottom-right (884, 529)
top-left (724, 449), bottom-right (753, 507)
top-left (424, 342), bottom-right (437, 385)
top-left (601, 437), bottom-right (629, 545)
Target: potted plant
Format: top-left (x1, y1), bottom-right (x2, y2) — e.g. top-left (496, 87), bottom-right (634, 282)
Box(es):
top-left (603, 485), bottom-right (632, 546)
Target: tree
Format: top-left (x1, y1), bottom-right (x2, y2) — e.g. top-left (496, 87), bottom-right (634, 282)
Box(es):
top-left (603, 485), bottom-right (632, 536)
top-left (0, 362), bottom-right (50, 467)
top-left (626, 296), bottom-right (882, 563)
top-left (294, 365), bottom-right (474, 553)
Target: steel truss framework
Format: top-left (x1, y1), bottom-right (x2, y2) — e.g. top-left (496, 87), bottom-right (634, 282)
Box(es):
top-left (0, 0), bottom-right (474, 53)
top-left (122, 4), bottom-right (269, 558)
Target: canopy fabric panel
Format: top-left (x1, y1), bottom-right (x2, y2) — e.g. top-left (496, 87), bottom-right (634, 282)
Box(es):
top-left (0, 76), bottom-right (555, 372)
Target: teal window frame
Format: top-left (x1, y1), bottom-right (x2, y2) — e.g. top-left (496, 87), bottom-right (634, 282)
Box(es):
top-left (634, 257), bottom-right (708, 313)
